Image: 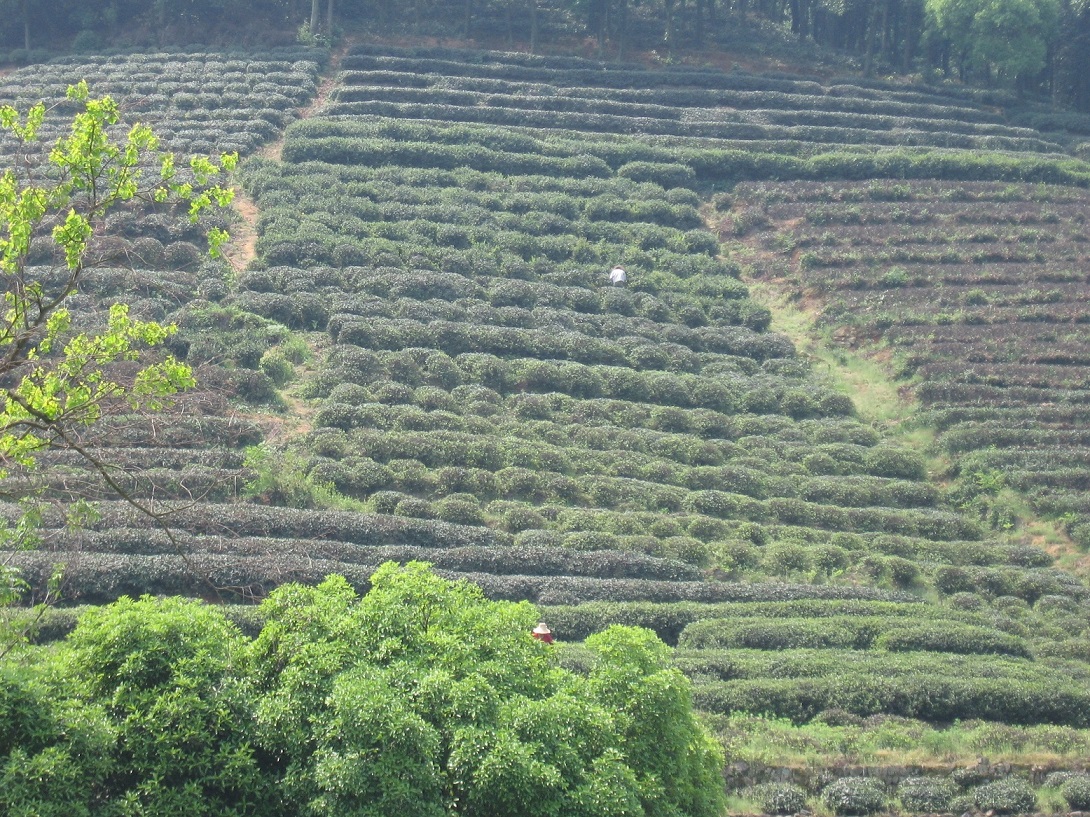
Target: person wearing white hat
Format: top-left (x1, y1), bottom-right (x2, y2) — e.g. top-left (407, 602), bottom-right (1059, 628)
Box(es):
top-left (531, 622), bottom-right (554, 644)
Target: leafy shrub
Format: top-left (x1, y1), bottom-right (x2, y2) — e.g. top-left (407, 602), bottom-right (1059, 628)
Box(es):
top-left (762, 542), bottom-right (812, 577)
top-left (260, 347), bottom-right (294, 386)
top-left (434, 497), bottom-right (485, 526)
top-left (370, 490), bottom-right (408, 514)
top-left (753, 783), bottom-right (808, 815)
top-left (897, 776), bottom-right (956, 813)
top-left (822, 778), bottom-right (886, 815)
top-left (949, 794), bottom-right (976, 814)
top-left (497, 509), bottom-right (542, 533)
top-left (718, 540), bottom-right (760, 572)
top-left (948, 591), bottom-right (985, 610)
top-left (876, 623), bottom-right (1030, 658)
top-left (972, 778), bottom-right (1037, 814)
top-left (1060, 776), bottom-right (1090, 810)
top-left (1043, 771), bottom-right (1082, 789)
top-left (863, 447), bottom-right (926, 480)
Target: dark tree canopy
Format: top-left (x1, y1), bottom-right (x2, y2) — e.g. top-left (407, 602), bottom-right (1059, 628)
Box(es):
top-left (2, 0), bottom-right (1087, 104)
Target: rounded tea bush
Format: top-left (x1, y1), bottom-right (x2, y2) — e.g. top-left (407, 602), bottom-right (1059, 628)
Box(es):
top-left (754, 783), bottom-right (808, 815)
top-left (822, 778), bottom-right (886, 816)
top-left (898, 776), bottom-right (956, 813)
top-left (949, 794), bottom-right (976, 814)
top-left (973, 778), bottom-right (1037, 814)
top-left (1043, 771), bottom-right (1081, 789)
top-left (1061, 776), bottom-right (1090, 810)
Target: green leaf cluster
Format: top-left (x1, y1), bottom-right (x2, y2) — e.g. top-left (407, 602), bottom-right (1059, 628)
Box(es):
top-left (1, 563), bottom-right (726, 817)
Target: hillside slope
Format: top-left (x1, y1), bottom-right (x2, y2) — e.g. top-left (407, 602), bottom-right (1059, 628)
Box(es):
top-left (5, 41), bottom-right (1090, 798)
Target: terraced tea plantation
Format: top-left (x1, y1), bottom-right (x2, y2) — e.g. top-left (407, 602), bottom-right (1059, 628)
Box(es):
top-left (7, 42), bottom-right (1090, 803)
top-left (732, 180), bottom-right (1090, 553)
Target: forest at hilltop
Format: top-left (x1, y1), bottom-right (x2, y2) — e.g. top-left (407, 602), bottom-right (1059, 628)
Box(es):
top-left (5, 0), bottom-right (1090, 111)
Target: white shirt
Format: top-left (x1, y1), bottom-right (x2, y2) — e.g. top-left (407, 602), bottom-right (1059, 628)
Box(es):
top-left (609, 267), bottom-right (627, 284)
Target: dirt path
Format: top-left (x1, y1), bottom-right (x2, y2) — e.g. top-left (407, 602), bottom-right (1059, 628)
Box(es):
top-left (223, 41), bottom-right (351, 270)
top-left (223, 188), bottom-right (260, 273)
top-left (259, 41), bottom-right (349, 162)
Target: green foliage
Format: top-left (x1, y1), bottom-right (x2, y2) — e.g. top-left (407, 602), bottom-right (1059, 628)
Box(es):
top-left (244, 445), bottom-right (365, 510)
top-left (259, 347), bottom-right (295, 387)
top-left (926, 0), bottom-right (1061, 81)
top-left (897, 776), bottom-right (957, 813)
top-left (250, 565), bottom-right (724, 817)
top-left (0, 83), bottom-right (234, 476)
top-left (1, 566), bottom-right (726, 816)
top-left (1060, 775), bottom-right (1090, 810)
top-left (584, 625), bottom-right (726, 817)
top-left (753, 782), bottom-right (809, 814)
top-left (2, 596), bottom-right (270, 817)
top-left (0, 82), bottom-right (235, 651)
top-left (972, 777), bottom-right (1038, 814)
top-left (822, 777), bottom-right (887, 815)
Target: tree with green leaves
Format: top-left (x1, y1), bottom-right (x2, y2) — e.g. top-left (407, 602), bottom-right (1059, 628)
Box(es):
top-left (2, 562), bottom-right (728, 816)
top-left (0, 81), bottom-right (236, 655)
top-left (925, 0), bottom-right (1061, 81)
top-left (253, 563), bottom-right (726, 817)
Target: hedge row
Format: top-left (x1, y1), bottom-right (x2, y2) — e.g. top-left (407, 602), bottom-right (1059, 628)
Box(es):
top-left (677, 616), bottom-right (1030, 657)
top-left (536, 599), bottom-right (1007, 644)
top-left (691, 672), bottom-right (1090, 727)
top-left (0, 51), bottom-right (321, 160)
top-left (319, 100), bottom-right (1059, 154)
top-left (329, 317), bottom-right (791, 372)
top-left (39, 530), bottom-right (700, 582)
top-left (337, 49), bottom-right (1017, 114)
top-left (280, 119), bottom-right (1089, 187)
top-left (312, 361), bottom-right (845, 421)
top-left (308, 436), bottom-right (933, 509)
top-left (336, 71), bottom-right (1012, 125)
top-left (4, 550), bottom-right (919, 607)
top-left (67, 501), bottom-right (511, 549)
top-left (308, 393), bottom-right (860, 452)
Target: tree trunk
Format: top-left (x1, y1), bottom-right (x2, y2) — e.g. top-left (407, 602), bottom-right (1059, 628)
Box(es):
top-left (600, 0), bottom-right (609, 56)
top-left (901, 0), bottom-right (915, 71)
top-left (22, 0), bottom-right (30, 50)
top-left (665, 0), bottom-right (676, 48)
top-left (879, 0), bottom-right (890, 65)
top-left (326, 0), bottom-right (333, 36)
top-left (617, 0), bottom-right (629, 58)
top-left (464, 0), bottom-right (473, 37)
top-left (530, 0), bottom-right (539, 51)
top-left (310, 0), bottom-right (320, 34)
top-left (862, 1), bottom-right (878, 75)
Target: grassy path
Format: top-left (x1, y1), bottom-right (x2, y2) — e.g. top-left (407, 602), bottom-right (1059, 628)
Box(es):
top-left (724, 211), bottom-right (1086, 574)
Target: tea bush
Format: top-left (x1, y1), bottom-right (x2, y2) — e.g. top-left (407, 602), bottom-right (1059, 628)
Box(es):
top-left (1060, 776), bottom-right (1090, 810)
top-left (897, 777), bottom-right (956, 812)
top-left (972, 778), bottom-right (1037, 814)
top-left (754, 783), bottom-right (808, 815)
top-left (822, 778), bottom-right (886, 815)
